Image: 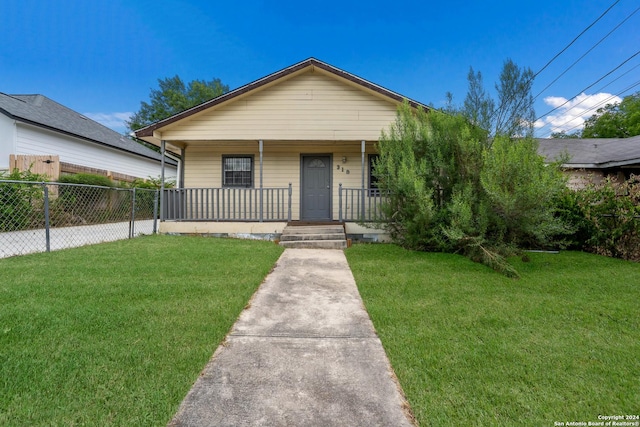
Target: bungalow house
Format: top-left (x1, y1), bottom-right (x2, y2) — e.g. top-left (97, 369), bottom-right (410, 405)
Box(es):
top-left (0, 93), bottom-right (178, 183)
top-left (537, 136), bottom-right (640, 188)
top-left (135, 58), bottom-right (430, 241)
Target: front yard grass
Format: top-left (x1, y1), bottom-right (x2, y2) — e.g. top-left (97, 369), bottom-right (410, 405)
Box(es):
top-left (0, 235), bottom-right (283, 426)
top-left (345, 245), bottom-right (639, 426)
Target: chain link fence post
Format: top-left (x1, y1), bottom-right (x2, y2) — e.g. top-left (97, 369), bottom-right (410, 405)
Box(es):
top-left (153, 190), bottom-right (159, 234)
top-left (43, 183), bottom-right (51, 253)
top-left (129, 187), bottom-right (136, 239)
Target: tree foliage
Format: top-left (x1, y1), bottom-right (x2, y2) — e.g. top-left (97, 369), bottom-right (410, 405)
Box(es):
top-left (462, 68), bottom-right (494, 133)
top-left (375, 102), bottom-right (569, 277)
top-left (550, 130), bottom-right (582, 139)
top-left (582, 91), bottom-right (640, 138)
top-left (460, 59), bottom-right (535, 138)
top-left (127, 75), bottom-right (229, 132)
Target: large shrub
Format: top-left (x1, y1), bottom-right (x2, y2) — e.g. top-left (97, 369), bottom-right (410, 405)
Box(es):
top-left (0, 169), bottom-right (48, 231)
top-left (375, 103), bottom-right (570, 276)
top-left (125, 175), bottom-right (175, 189)
top-left (58, 173), bottom-right (114, 187)
top-left (560, 175), bottom-right (640, 260)
top-left (480, 135), bottom-right (568, 248)
top-left (53, 173), bottom-right (129, 224)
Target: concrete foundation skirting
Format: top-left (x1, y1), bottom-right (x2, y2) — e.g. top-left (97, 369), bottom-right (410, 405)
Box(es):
top-left (164, 231), bottom-right (390, 244)
top-left (346, 233), bottom-right (386, 243)
top-left (160, 221), bottom-right (390, 243)
top-left (165, 232), bottom-right (282, 241)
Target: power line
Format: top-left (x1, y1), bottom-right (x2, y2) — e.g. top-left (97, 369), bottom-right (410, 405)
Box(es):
top-left (532, 0), bottom-right (620, 79)
top-left (486, 1), bottom-right (621, 134)
top-left (593, 61), bottom-right (640, 92)
top-left (540, 79), bottom-right (640, 137)
top-left (535, 49), bottom-right (640, 123)
top-left (539, 61), bottom-right (640, 125)
top-left (533, 4), bottom-right (640, 102)
top-left (542, 93), bottom-right (621, 136)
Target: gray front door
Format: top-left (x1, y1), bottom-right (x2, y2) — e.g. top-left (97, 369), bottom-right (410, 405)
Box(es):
top-left (301, 155), bottom-right (331, 220)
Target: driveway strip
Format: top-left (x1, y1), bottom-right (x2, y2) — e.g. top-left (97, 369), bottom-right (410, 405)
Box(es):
top-left (168, 248), bottom-right (415, 427)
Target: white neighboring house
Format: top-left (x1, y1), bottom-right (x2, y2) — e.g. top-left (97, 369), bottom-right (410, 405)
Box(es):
top-left (0, 93), bottom-right (178, 182)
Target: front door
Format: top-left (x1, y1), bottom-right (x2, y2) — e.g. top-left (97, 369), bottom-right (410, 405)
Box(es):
top-left (301, 155), bottom-right (331, 220)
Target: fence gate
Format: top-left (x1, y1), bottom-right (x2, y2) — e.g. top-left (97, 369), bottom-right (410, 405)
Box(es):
top-left (9, 154), bottom-right (60, 181)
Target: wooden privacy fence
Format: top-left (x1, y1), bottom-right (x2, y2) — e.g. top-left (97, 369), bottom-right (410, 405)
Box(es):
top-left (9, 155), bottom-right (60, 180)
top-left (8, 154), bottom-right (139, 183)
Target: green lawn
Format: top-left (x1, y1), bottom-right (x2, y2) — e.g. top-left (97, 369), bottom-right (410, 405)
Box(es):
top-left (0, 235), bottom-right (283, 426)
top-left (345, 245), bottom-right (640, 426)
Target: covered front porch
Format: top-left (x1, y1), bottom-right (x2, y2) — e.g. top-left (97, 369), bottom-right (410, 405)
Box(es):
top-left (157, 140), bottom-right (389, 241)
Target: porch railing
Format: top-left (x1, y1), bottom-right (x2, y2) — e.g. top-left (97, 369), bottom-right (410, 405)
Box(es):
top-left (163, 185), bottom-right (292, 221)
top-left (338, 185), bottom-right (388, 222)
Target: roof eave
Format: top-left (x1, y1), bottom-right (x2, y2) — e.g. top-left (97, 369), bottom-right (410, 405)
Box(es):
top-left (562, 159), bottom-right (640, 169)
top-left (599, 158), bottom-right (640, 168)
top-left (15, 118), bottom-right (176, 166)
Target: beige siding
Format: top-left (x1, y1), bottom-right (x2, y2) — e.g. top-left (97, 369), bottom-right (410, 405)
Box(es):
top-left (182, 142), bottom-right (378, 220)
top-left (160, 70), bottom-right (398, 141)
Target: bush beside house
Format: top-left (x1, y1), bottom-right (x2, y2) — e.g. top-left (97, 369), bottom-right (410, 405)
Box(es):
top-left (558, 174), bottom-right (640, 261)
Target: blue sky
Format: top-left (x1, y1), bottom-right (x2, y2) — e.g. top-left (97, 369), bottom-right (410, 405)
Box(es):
top-left (1, 0), bottom-right (638, 137)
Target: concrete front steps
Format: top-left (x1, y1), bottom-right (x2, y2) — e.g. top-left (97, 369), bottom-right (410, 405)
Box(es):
top-left (278, 224), bottom-right (347, 249)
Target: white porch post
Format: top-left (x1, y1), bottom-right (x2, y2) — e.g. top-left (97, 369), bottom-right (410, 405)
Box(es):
top-left (259, 140), bottom-right (263, 222)
top-left (180, 147), bottom-right (185, 188)
top-left (160, 140), bottom-right (166, 221)
top-left (361, 140), bottom-right (366, 219)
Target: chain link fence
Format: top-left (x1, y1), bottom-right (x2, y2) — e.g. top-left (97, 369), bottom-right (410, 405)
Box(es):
top-left (0, 180), bottom-right (158, 258)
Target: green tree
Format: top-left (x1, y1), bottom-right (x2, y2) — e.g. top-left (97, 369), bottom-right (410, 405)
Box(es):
top-left (582, 91), bottom-right (640, 138)
top-left (459, 59), bottom-right (535, 138)
top-left (550, 130), bottom-right (582, 139)
top-left (462, 67), bottom-right (494, 133)
top-left (127, 75), bottom-right (229, 132)
top-left (375, 102), bottom-right (569, 277)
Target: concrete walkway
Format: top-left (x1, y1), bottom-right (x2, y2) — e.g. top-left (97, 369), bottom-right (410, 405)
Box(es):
top-left (168, 249), bottom-right (415, 427)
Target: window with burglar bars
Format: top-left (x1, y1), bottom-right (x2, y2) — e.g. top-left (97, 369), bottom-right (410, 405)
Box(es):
top-left (223, 156), bottom-right (253, 187)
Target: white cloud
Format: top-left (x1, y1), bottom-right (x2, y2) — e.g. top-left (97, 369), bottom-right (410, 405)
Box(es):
top-left (83, 112), bottom-right (133, 134)
top-left (535, 92), bottom-right (622, 136)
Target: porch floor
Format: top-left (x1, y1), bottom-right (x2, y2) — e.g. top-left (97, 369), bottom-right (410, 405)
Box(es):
top-left (286, 220), bottom-right (345, 226)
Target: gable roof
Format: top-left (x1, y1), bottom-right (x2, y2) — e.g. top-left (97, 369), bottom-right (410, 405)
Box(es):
top-left (135, 57), bottom-right (430, 139)
top-left (0, 93), bottom-right (176, 165)
top-left (537, 136), bottom-right (640, 168)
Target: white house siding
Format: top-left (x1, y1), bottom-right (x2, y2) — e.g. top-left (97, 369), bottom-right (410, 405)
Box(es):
top-left (0, 114), bottom-right (16, 171)
top-left (15, 123), bottom-right (177, 180)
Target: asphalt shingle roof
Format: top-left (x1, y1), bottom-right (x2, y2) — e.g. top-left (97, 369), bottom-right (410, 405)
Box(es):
top-left (536, 136), bottom-right (640, 168)
top-left (0, 93), bottom-right (175, 165)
